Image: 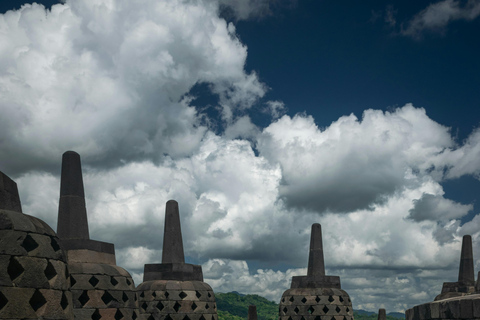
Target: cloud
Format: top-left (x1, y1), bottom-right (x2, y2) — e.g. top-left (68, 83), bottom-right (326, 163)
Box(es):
top-left (408, 193), bottom-right (473, 222)
top-left (0, 0), bottom-right (266, 175)
top-left (400, 0), bottom-right (480, 39)
top-left (217, 0), bottom-right (297, 21)
top-left (257, 105), bottom-right (453, 213)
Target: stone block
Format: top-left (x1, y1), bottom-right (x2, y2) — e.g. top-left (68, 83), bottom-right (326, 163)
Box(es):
top-left (28, 215), bottom-right (56, 236)
top-left (61, 238), bottom-right (115, 255)
top-left (473, 296), bottom-right (480, 318)
top-left (0, 286), bottom-right (37, 318)
top-left (0, 210), bottom-right (35, 232)
top-left (12, 256), bottom-right (50, 289)
top-left (67, 249), bottom-right (116, 265)
top-left (459, 298), bottom-right (474, 318)
top-left (430, 301), bottom-right (440, 318)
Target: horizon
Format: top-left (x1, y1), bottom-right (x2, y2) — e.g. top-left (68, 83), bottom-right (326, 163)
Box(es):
top-left (1, 0), bottom-right (480, 313)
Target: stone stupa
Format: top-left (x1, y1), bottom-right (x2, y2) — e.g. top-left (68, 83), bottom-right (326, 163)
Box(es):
top-left (137, 199), bottom-right (217, 320)
top-left (279, 223), bottom-right (354, 320)
top-left (0, 170), bottom-right (74, 319)
top-left (56, 151), bottom-right (138, 319)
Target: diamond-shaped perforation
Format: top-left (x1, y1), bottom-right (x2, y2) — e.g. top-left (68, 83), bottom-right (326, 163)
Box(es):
top-left (140, 291), bottom-right (145, 298)
top-left (294, 307), bottom-right (299, 314)
top-left (192, 302), bottom-right (198, 310)
top-left (111, 276), bottom-right (119, 286)
top-left (126, 278), bottom-right (131, 286)
top-left (206, 303), bottom-right (210, 310)
top-left (343, 317), bottom-right (348, 320)
top-left (301, 297), bottom-right (307, 303)
top-left (196, 291), bottom-right (202, 298)
top-left (315, 296), bottom-right (320, 303)
top-left (328, 295), bottom-right (334, 302)
top-left (211, 316), bottom-right (215, 320)
top-left (148, 316), bottom-right (155, 320)
top-left (157, 301), bottom-right (164, 311)
top-left (165, 291), bottom-right (170, 298)
top-left (208, 292), bottom-right (211, 298)
top-left (336, 306), bottom-right (341, 313)
top-left (70, 275), bottom-right (76, 287)
top-left (174, 301), bottom-right (181, 312)
top-left (60, 292), bottom-right (69, 310)
top-left (331, 317), bottom-right (335, 320)
top-left (200, 316), bottom-right (206, 320)
top-left (323, 306), bottom-right (329, 314)
top-left (51, 237), bottom-right (61, 251)
top-left (288, 317), bottom-right (293, 320)
top-left (152, 291), bottom-right (157, 298)
top-left (7, 256), bottom-right (24, 281)
top-left (89, 276), bottom-right (100, 287)
top-left (289, 296), bottom-right (294, 302)
top-left (179, 291), bottom-right (188, 299)
top-left (21, 234), bottom-right (39, 252)
top-left (183, 316), bottom-right (191, 320)
top-left (44, 261), bottom-right (57, 280)
top-left (346, 307), bottom-right (350, 313)
top-left (282, 307), bottom-right (288, 314)
top-left (339, 296), bottom-right (344, 302)
top-left (115, 309), bottom-right (123, 320)
top-left (301, 317), bottom-right (305, 320)
top-left (92, 310), bottom-right (101, 320)
top-left (142, 302), bottom-right (148, 311)
top-left (315, 316), bottom-right (321, 320)
top-left (132, 311), bottom-right (137, 320)
top-left (166, 315), bottom-right (173, 320)
top-left (0, 291), bottom-right (8, 310)
top-left (101, 291), bottom-right (116, 305)
top-left (308, 306), bottom-right (315, 314)
top-left (29, 289), bottom-right (47, 312)
top-left (79, 291), bottom-right (90, 306)
top-left (122, 292), bottom-right (129, 302)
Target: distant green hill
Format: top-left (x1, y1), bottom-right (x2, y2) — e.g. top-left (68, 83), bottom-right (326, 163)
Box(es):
top-left (215, 292), bottom-right (405, 320)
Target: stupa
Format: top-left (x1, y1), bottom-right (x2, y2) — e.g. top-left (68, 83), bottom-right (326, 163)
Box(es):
top-left (279, 223), bottom-right (354, 320)
top-left (137, 200), bottom-right (217, 320)
top-left (406, 235), bottom-right (480, 320)
top-left (0, 170), bottom-right (74, 319)
top-left (57, 151), bottom-right (138, 319)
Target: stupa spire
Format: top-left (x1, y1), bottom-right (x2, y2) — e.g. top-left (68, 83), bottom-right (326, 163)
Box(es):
top-left (307, 223), bottom-right (325, 277)
top-left (56, 151), bottom-right (89, 239)
top-left (458, 235), bottom-right (475, 284)
top-left (162, 200), bottom-right (185, 263)
top-left (0, 171), bottom-right (22, 212)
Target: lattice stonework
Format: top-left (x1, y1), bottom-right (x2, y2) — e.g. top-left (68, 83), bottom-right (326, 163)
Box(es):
top-left (278, 288), bottom-right (354, 320)
top-left (69, 262), bottom-right (138, 319)
top-left (137, 280), bottom-right (218, 320)
top-left (0, 209), bottom-right (74, 319)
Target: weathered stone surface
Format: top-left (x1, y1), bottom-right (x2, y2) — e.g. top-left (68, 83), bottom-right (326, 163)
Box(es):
top-left (308, 223), bottom-right (325, 277)
top-left (67, 248), bottom-right (116, 264)
top-left (459, 235), bottom-right (475, 285)
top-left (144, 263), bottom-right (203, 282)
top-left (0, 209), bottom-right (35, 232)
top-left (0, 171), bottom-right (22, 213)
top-left (377, 308), bottom-right (386, 320)
top-left (407, 294), bottom-right (480, 320)
top-left (56, 151), bottom-right (89, 240)
top-left (162, 200), bottom-right (185, 264)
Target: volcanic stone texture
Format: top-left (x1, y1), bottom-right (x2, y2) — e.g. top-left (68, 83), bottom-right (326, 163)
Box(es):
top-left (68, 261), bottom-right (138, 319)
top-left (136, 280), bottom-right (217, 320)
top-left (279, 288), bottom-right (354, 320)
top-left (0, 171), bottom-right (74, 319)
top-left (406, 294), bottom-right (480, 320)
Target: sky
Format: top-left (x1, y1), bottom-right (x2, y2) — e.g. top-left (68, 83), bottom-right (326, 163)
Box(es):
top-left (1, 0), bottom-right (480, 313)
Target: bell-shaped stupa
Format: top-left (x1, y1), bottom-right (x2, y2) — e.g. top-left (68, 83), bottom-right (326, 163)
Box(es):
top-left (137, 200), bottom-right (217, 320)
top-left (279, 223), bottom-right (354, 320)
top-left (57, 151), bottom-right (138, 319)
top-left (0, 170), bottom-right (74, 319)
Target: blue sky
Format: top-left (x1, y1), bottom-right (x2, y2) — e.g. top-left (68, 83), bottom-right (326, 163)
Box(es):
top-left (1, 0), bottom-right (480, 313)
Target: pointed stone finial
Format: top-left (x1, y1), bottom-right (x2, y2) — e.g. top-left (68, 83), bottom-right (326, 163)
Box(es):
top-left (458, 235), bottom-right (475, 285)
top-left (248, 305), bottom-right (258, 320)
top-left (0, 171), bottom-right (22, 212)
top-left (377, 308), bottom-right (386, 320)
top-left (307, 223), bottom-right (325, 277)
top-left (162, 200), bottom-right (185, 264)
top-left (56, 151), bottom-right (90, 239)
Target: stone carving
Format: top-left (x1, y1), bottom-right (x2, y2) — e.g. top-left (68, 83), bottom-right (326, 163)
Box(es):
top-left (278, 223), bottom-right (354, 320)
top-left (0, 170), bottom-right (74, 319)
top-left (406, 235), bottom-right (480, 320)
top-left (137, 200), bottom-right (218, 320)
top-left (57, 151), bottom-right (138, 319)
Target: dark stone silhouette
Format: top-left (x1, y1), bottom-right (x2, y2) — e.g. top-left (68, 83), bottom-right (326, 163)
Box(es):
top-left (138, 200), bottom-right (217, 320)
top-left (434, 235), bottom-right (476, 301)
top-left (279, 223), bottom-right (353, 320)
top-left (378, 308), bottom-right (386, 320)
top-left (162, 200), bottom-right (185, 264)
top-left (55, 151), bottom-right (137, 319)
top-left (0, 171), bottom-right (22, 212)
top-left (248, 305), bottom-right (258, 320)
